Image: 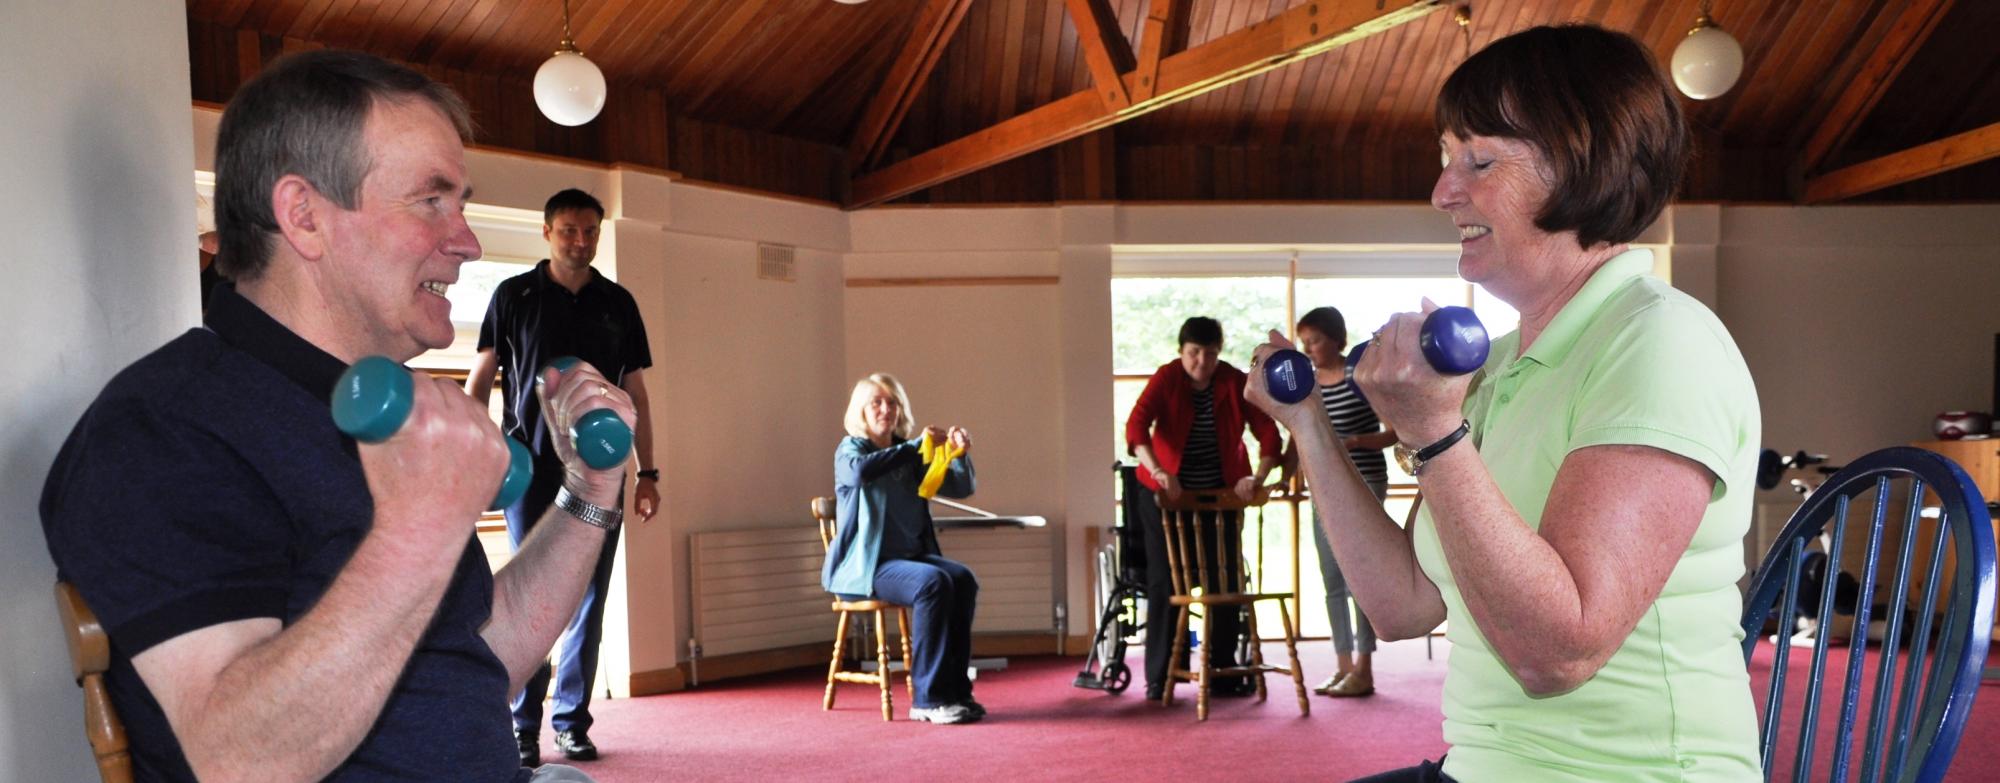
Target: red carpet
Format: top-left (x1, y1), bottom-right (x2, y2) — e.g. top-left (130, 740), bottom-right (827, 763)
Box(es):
top-left (1746, 636), bottom-right (2000, 782)
top-left (553, 637), bottom-right (2000, 781)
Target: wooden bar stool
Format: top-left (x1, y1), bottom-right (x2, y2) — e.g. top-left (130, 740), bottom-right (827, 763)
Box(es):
top-left (1156, 488), bottom-right (1310, 720)
top-left (54, 582), bottom-right (133, 783)
top-left (811, 497), bottom-right (915, 721)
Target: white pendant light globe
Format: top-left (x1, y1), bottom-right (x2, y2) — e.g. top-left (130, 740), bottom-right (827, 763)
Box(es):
top-left (1671, 17), bottom-right (1744, 100)
top-left (535, 49), bottom-right (606, 126)
top-left (832, 0), bottom-right (868, 4)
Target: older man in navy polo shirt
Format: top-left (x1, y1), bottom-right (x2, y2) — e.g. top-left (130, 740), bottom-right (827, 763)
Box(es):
top-left (41, 50), bottom-right (629, 782)
top-left (468, 189), bottom-right (657, 766)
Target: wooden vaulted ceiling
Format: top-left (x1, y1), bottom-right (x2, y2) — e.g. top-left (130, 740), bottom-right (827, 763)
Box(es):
top-left (184, 0), bottom-right (2000, 208)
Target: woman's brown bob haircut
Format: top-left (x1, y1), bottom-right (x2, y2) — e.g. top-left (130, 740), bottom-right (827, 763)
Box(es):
top-left (1435, 24), bottom-right (1688, 249)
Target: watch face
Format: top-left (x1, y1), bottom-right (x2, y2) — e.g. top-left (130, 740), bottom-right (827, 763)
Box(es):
top-left (1394, 444), bottom-right (1419, 476)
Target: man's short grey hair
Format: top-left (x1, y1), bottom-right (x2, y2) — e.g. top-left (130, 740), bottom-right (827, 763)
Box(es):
top-left (212, 49), bottom-right (472, 281)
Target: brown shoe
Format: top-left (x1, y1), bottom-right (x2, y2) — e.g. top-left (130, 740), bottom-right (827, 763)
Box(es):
top-left (1326, 673), bottom-right (1374, 697)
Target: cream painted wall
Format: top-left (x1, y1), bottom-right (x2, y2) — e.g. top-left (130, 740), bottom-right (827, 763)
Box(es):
top-left (1716, 204), bottom-right (2000, 473)
top-left (636, 219), bottom-right (848, 671)
top-left (2, 0), bottom-right (195, 775)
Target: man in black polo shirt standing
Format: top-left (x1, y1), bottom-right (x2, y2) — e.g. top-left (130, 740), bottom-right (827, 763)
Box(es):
top-left (468, 189), bottom-right (657, 767)
top-left (40, 50), bottom-right (630, 782)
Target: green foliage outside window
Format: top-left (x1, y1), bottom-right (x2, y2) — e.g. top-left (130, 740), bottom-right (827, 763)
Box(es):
top-left (1110, 278), bottom-right (1289, 373)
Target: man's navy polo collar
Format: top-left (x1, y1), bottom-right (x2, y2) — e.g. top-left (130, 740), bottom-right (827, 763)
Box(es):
top-left (205, 282), bottom-right (348, 402)
top-left (530, 258), bottom-right (609, 297)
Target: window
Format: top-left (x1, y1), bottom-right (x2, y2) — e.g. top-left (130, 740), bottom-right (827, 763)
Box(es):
top-left (1108, 247), bottom-right (1639, 639)
top-left (413, 255), bottom-right (537, 373)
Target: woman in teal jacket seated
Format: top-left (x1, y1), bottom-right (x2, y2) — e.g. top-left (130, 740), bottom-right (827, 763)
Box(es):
top-left (823, 372), bottom-right (982, 725)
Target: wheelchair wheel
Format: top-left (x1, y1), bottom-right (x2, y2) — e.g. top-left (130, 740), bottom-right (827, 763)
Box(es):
top-left (1101, 662), bottom-right (1131, 694)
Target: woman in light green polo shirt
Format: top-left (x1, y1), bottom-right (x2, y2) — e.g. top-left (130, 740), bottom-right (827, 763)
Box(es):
top-left (1246, 25), bottom-right (1760, 783)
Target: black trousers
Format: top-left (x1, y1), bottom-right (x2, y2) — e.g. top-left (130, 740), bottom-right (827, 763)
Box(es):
top-left (1129, 490), bottom-right (1245, 689)
top-left (1349, 759), bottom-right (1454, 783)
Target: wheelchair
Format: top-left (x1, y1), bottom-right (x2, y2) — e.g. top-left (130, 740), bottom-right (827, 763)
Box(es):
top-left (1073, 464), bottom-right (1151, 694)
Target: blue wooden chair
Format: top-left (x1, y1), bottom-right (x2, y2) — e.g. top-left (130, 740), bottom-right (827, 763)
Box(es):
top-left (1741, 447), bottom-right (1995, 782)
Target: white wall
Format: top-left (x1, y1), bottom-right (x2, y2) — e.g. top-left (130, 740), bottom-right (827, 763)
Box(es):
top-left (624, 185), bottom-right (850, 676)
top-left (0, 0), bottom-right (195, 775)
top-left (1716, 204), bottom-right (2000, 468)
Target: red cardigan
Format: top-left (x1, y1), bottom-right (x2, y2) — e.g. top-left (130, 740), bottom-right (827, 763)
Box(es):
top-left (1125, 360), bottom-right (1282, 493)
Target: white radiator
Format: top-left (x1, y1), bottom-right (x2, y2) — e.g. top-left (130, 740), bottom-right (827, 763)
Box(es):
top-left (688, 528), bottom-right (831, 658)
top-left (938, 526), bottom-right (1057, 633)
top-left (688, 524), bottom-right (1058, 662)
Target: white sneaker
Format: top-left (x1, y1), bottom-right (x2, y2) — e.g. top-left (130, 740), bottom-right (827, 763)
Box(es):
top-left (909, 703), bottom-right (977, 724)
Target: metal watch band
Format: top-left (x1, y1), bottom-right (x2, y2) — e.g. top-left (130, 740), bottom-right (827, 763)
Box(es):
top-left (555, 485), bottom-right (623, 530)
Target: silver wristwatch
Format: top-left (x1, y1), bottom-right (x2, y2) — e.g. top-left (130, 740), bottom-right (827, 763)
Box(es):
top-left (555, 485), bottom-right (623, 530)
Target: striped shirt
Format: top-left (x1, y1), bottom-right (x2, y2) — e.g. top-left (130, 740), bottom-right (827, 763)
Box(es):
top-left (1178, 386), bottom-right (1226, 489)
top-left (1323, 378), bottom-right (1388, 483)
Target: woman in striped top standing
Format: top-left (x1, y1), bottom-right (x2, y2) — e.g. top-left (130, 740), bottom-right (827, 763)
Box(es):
top-left (1293, 306), bottom-right (1398, 697)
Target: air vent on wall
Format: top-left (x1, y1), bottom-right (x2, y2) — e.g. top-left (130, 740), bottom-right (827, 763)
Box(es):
top-left (756, 243), bottom-right (796, 282)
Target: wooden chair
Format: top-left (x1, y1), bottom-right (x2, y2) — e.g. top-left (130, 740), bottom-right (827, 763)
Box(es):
top-left (55, 582), bottom-right (133, 783)
top-left (811, 497), bottom-right (914, 721)
top-left (1156, 488), bottom-right (1310, 720)
top-left (1741, 447), bottom-right (1995, 782)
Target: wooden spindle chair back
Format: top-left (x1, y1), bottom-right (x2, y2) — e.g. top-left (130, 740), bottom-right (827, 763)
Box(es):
top-left (1154, 487), bottom-right (1311, 720)
top-left (55, 582), bottom-right (132, 783)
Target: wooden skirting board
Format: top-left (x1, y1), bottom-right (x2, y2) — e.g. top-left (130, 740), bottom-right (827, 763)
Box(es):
top-left (629, 632), bottom-right (1093, 696)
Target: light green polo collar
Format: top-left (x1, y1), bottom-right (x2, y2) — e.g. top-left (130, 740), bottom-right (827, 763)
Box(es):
top-left (1517, 248), bottom-right (1653, 368)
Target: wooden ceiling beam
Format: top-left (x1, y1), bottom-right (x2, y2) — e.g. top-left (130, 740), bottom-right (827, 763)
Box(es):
top-left (1802, 120), bottom-right (2000, 204)
top-left (1063, 0), bottom-right (1136, 109)
top-left (1132, 0), bottom-right (1192, 102)
top-left (849, 0), bottom-right (1446, 208)
top-left (846, 0), bottom-right (977, 172)
top-left (1794, 0), bottom-right (1956, 183)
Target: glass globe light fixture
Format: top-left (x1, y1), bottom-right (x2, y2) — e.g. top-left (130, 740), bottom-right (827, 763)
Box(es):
top-left (534, 0), bottom-right (606, 126)
top-left (1670, 6), bottom-right (1744, 100)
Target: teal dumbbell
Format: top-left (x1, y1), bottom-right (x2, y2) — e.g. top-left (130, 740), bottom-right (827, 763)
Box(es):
top-left (544, 357), bottom-right (635, 471)
top-left (331, 355), bottom-right (533, 511)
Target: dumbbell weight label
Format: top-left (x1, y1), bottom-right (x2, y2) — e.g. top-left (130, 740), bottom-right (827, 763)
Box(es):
top-left (1262, 349), bottom-right (1315, 405)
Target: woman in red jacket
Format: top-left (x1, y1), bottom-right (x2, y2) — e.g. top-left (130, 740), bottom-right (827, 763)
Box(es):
top-left (1125, 316), bottom-right (1283, 700)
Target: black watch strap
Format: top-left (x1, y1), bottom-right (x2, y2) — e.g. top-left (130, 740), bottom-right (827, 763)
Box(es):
top-left (1398, 420), bottom-right (1471, 477)
top-left (1416, 420), bottom-right (1471, 462)
top-left (636, 468), bottom-right (660, 481)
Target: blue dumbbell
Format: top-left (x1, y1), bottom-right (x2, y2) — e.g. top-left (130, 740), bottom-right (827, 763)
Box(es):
top-left (1261, 349), bottom-right (1317, 405)
top-left (1342, 307), bottom-right (1492, 405)
top-left (1345, 306), bottom-right (1491, 377)
top-left (331, 355), bottom-right (533, 511)
top-left (543, 357), bottom-right (635, 471)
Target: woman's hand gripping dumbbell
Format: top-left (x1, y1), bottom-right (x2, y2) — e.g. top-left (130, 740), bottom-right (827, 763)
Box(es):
top-left (1347, 301), bottom-right (1490, 444)
top-left (332, 355), bottom-right (533, 511)
top-left (1258, 304), bottom-right (1490, 405)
